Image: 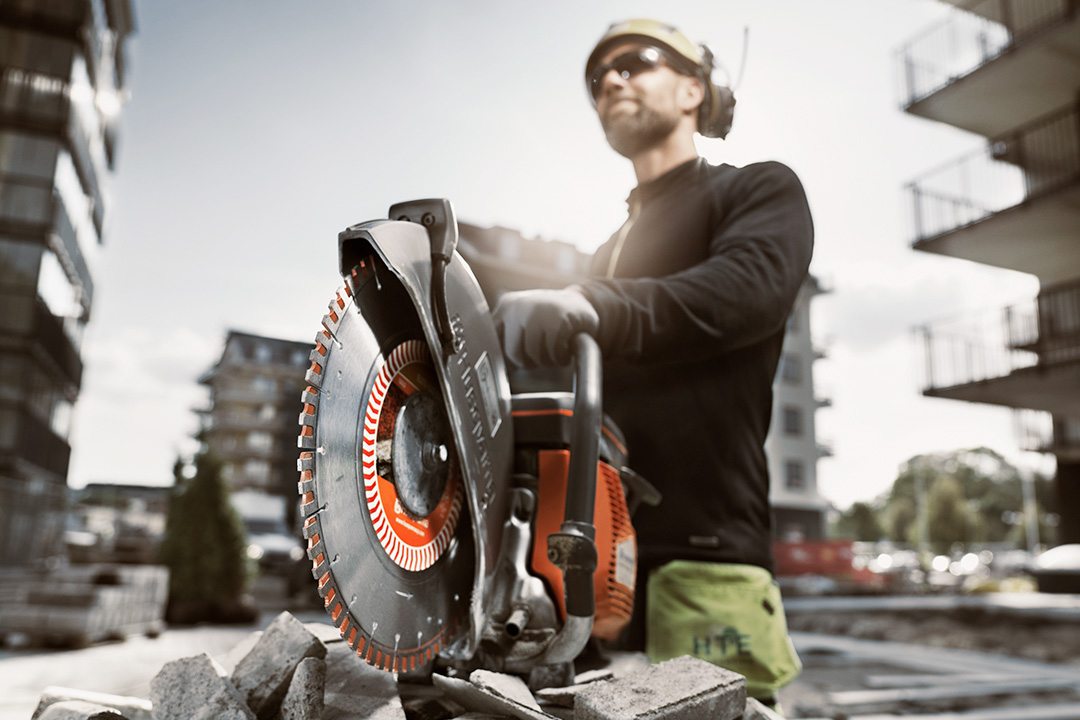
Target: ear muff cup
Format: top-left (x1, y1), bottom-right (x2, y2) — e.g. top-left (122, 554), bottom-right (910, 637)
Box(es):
top-left (702, 83), bottom-right (736, 140)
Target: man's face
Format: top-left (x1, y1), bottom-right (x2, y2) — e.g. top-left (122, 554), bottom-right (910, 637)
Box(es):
top-left (592, 41), bottom-right (697, 159)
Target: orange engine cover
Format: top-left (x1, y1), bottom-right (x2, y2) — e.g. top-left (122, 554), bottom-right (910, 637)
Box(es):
top-left (530, 449), bottom-right (636, 641)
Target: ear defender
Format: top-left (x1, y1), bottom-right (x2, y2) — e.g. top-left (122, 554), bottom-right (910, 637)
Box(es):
top-left (698, 44), bottom-right (736, 140)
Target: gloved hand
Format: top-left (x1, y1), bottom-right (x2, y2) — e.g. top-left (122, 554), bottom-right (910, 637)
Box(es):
top-left (493, 287), bottom-right (599, 369)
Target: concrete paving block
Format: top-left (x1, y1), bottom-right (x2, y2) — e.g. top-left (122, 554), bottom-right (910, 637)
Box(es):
top-left (33, 687), bottom-right (153, 720)
top-left (741, 697), bottom-right (786, 720)
top-left (230, 611), bottom-right (328, 720)
top-left (36, 701), bottom-right (125, 720)
top-left (574, 655), bottom-right (746, 720)
top-left (431, 673), bottom-right (556, 720)
top-left (150, 652), bottom-right (255, 720)
top-left (280, 656), bottom-right (326, 720)
top-left (321, 639), bottom-right (405, 719)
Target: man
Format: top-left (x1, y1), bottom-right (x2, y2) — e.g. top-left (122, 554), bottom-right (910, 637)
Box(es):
top-left (493, 19), bottom-right (812, 705)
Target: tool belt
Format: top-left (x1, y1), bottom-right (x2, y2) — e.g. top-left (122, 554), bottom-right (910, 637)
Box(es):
top-left (646, 560), bottom-right (802, 698)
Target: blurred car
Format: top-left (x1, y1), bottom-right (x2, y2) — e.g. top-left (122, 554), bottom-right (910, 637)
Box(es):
top-left (244, 517), bottom-right (305, 574)
top-left (1029, 544), bottom-right (1080, 594)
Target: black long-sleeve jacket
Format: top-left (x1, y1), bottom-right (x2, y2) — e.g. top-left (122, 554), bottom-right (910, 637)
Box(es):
top-left (577, 157), bottom-right (814, 573)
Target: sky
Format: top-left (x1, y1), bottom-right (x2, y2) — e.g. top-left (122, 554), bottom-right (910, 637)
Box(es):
top-left (67, 0), bottom-right (1053, 509)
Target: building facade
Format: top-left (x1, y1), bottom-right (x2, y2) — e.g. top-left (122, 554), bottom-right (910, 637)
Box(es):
top-left (767, 275), bottom-right (832, 541)
top-left (0, 0), bottom-right (135, 567)
top-left (899, 0), bottom-right (1080, 544)
top-left (459, 222), bottom-right (832, 538)
top-left (197, 331), bottom-right (313, 529)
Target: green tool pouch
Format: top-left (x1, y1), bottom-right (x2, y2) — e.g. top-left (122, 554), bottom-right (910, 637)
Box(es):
top-left (646, 560), bottom-right (802, 698)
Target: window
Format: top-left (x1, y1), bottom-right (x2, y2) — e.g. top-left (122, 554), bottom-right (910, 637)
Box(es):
top-left (780, 353), bottom-right (801, 384)
top-left (0, 353), bottom-right (24, 403)
top-left (252, 376), bottom-right (275, 393)
top-left (258, 404), bottom-right (276, 423)
top-left (784, 460), bottom-right (805, 491)
top-left (254, 344), bottom-right (272, 364)
top-left (291, 349), bottom-right (308, 367)
top-left (243, 459), bottom-right (270, 483)
top-left (0, 131), bottom-right (59, 180)
top-left (247, 431), bottom-right (272, 453)
top-left (782, 406), bottom-right (802, 436)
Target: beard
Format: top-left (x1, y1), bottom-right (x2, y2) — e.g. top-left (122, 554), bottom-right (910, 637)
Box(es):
top-left (600, 98), bottom-right (680, 159)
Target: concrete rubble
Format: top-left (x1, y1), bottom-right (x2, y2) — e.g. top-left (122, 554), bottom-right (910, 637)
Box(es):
top-left (33, 687), bottom-right (153, 720)
top-left (230, 611), bottom-right (328, 719)
top-left (31, 611), bottom-right (778, 720)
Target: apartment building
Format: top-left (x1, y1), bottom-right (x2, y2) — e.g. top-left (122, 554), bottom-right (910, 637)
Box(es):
top-left (899, 0), bottom-right (1080, 542)
top-left (0, 0), bottom-right (135, 567)
top-left (459, 222), bottom-right (832, 538)
top-left (197, 331), bottom-right (312, 528)
top-left (768, 275), bottom-right (832, 541)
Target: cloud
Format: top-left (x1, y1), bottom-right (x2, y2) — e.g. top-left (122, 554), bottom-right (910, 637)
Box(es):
top-left (68, 327), bottom-right (219, 487)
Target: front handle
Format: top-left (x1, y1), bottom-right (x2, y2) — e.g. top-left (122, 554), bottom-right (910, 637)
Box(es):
top-left (547, 332), bottom-right (601, 619)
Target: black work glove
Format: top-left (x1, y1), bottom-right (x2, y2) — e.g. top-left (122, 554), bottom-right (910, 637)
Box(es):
top-left (493, 287), bottom-right (599, 369)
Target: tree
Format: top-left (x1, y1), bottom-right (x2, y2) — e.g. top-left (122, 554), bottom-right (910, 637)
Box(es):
top-left (834, 502), bottom-right (884, 541)
top-left (879, 447), bottom-right (1054, 551)
top-left (925, 474), bottom-right (976, 552)
top-left (158, 449), bottom-right (255, 623)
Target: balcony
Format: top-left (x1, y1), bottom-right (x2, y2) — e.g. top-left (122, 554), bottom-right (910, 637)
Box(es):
top-left (906, 102), bottom-right (1080, 283)
top-left (0, 405), bottom-right (72, 479)
top-left (917, 286), bottom-right (1080, 415)
top-left (1014, 409), bottom-right (1080, 460)
top-left (0, 66), bottom-right (106, 236)
top-left (897, 0), bottom-right (1080, 137)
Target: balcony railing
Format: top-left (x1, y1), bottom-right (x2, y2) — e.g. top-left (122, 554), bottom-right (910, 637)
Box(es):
top-left (919, 284), bottom-right (1080, 392)
top-left (916, 305), bottom-right (1038, 392)
top-left (907, 103), bottom-right (1080, 244)
top-left (896, 0), bottom-right (1073, 108)
top-left (1014, 409), bottom-right (1080, 456)
top-left (1008, 279), bottom-right (1080, 363)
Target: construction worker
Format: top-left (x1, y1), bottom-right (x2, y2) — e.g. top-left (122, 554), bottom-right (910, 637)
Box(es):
top-left (493, 18), bottom-right (812, 707)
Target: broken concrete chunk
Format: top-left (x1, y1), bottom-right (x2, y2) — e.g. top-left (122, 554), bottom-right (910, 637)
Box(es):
top-left (399, 695), bottom-right (467, 720)
top-left (741, 697), bottom-right (786, 720)
top-left (230, 611), bottom-right (327, 720)
top-left (535, 667), bottom-right (621, 709)
top-left (574, 655), bottom-right (746, 720)
top-left (33, 687), bottom-right (153, 720)
top-left (36, 701), bottom-right (125, 720)
top-left (432, 673), bottom-right (557, 720)
top-left (321, 640), bottom-right (406, 719)
top-left (150, 652), bottom-right (255, 720)
top-left (534, 681), bottom-right (591, 708)
top-left (280, 656), bottom-right (326, 720)
top-left (303, 621), bottom-right (344, 645)
top-left (573, 668), bottom-right (615, 685)
top-left (470, 669), bottom-right (543, 710)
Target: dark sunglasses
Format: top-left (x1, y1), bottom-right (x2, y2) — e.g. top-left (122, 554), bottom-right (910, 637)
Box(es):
top-left (588, 47), bottom-right (669, 103)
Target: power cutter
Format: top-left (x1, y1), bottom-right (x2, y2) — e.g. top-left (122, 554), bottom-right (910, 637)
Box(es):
top-left (296, 199), bottom-right (659, 683)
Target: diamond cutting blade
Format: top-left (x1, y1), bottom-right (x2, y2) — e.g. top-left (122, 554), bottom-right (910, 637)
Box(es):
top-left (298, 255), bottom-right (475, 673)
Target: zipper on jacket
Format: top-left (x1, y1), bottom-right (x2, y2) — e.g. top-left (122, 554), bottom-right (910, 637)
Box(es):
top-left (605, 198), bottom-right (641, 278)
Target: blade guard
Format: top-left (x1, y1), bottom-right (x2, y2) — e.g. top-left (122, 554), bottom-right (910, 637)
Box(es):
top-left (337, 200), bottom-right (513, 661)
